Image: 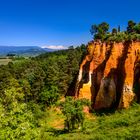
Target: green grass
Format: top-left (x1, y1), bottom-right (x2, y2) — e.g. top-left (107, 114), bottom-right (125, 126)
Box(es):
top-left (0, 58), bottom-right (12, 65)
top-left (39, 103), bottom-right (140, 140)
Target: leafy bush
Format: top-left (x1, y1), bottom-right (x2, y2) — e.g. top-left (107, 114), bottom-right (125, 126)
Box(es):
top-left (0, 78), bottom-right (40, 139)
top-left (39, 86), bottom-right (60, 107)
top-left (60, 97), bottom-right (90, 131)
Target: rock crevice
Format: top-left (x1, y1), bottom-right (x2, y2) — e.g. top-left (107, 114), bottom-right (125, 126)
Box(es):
top-left (74, 41), bottom-right (140, 110)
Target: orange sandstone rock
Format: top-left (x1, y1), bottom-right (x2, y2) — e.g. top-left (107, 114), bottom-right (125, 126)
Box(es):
top-left (75, 41), bottom-right (140, 110)
top-left (76, 41), bottom-right (106, 100)
top-left (119, 42), bottom-right (140, 108)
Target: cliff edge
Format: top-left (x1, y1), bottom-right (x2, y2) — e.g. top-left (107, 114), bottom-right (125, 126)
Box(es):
top-left (74, 41), bottom-right (140, 110)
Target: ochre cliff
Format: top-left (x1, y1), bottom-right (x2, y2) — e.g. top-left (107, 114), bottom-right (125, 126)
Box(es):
top-left (75, 41), bottom-right (140, 110)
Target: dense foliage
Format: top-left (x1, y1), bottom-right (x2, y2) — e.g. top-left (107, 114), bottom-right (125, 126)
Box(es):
top-left (60, 97), bottom-right (90, 131)
top-left (91, 20), bottom-right (140, 42)
top-left (0, 44), bottom-right (86, 139)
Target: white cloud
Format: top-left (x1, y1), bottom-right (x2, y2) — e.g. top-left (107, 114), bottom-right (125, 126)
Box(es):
top-left (41, 45), bottom-right (66, 50)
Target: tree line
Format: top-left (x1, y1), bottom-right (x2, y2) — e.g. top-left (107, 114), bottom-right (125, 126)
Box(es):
top-left (90, 20), bottom-right (140, 42)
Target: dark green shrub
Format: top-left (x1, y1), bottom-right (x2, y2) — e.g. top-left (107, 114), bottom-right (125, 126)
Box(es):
top-left (60, 97), bottom-right (90, 131)
top-left (39, 86), bottom-right (60, 107)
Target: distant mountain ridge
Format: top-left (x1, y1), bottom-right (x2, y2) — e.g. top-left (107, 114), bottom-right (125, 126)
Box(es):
top-left (0, 46), bottom-right (55, 56)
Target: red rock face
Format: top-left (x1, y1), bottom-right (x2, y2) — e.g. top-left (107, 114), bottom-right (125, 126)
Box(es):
top-left (75, 41), bottom-right (140, 110)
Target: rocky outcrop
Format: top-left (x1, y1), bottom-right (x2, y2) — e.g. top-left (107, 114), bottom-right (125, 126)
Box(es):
top-left (74, 41), bottom-right (140, 110)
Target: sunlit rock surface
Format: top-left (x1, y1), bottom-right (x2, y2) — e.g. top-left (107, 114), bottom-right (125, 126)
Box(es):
top-left (74, 41), bottom-right (140, 110)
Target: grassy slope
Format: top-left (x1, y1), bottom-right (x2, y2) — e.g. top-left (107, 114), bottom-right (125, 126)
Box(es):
top-left (39, 104), bottom-right (140, 140)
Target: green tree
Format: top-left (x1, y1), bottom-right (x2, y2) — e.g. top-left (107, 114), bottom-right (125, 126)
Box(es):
top-left (44, 55), bottom-right (70, 95)
top-left (22, 61), bottom-right (46, 101)
top-left (127, 20), bottom-right (136, 33)
top-left (91, 22), bottom-right (109, 41)
top-left (118, 25), bottom-right (121, 32)
top-left (0, 78), bottom-right (39, 139)
top-left (90, 24), bottom-right (98, 36)
top-left (60, 97), bottom-right (90, 131)
top-left (39, 86), bottom-right (60, 107)
top-left (112, 28), bottom-right (117, 35)
top-left (133, 23), bottom-right (140, 34)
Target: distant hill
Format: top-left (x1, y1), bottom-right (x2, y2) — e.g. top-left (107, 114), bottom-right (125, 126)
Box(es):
top-left (0, 46), bottom-right (55, 56)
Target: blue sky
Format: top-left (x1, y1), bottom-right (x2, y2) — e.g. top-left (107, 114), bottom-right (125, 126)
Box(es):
top-left (0, 0), bottom-right (140, 48)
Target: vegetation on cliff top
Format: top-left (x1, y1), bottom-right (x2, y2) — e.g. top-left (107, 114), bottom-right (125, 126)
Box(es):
top-left (91, 20), bottom-right (140, 42)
